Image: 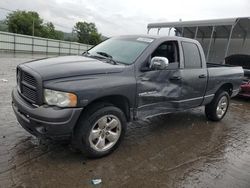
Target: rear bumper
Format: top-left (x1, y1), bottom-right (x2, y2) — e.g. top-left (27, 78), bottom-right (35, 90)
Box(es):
top-left (12, 87), bottom-right (83, 140)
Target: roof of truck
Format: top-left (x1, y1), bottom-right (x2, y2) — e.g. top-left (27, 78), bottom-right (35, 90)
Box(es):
top-left (116, 34), bottom-right (195, 41)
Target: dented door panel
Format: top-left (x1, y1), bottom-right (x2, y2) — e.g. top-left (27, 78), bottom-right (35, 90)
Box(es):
top-left (137, 69), bottom-right (182, 118)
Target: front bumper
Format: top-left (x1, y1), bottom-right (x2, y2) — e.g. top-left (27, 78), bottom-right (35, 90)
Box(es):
top-left (12, 88), bottom-right (83, 140)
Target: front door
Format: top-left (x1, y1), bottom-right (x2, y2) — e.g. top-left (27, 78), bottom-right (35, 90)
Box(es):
top-left (136, 41), bottom-right (183, 118)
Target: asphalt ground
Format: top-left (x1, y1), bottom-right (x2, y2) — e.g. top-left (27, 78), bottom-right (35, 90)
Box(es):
top-left (0, 53), bottom-right (250, 188)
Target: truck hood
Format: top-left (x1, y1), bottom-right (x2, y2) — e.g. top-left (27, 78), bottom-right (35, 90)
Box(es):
top-left (23, 56), bottom-right (125, 80)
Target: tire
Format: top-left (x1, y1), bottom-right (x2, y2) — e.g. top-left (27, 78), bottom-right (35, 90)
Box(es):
top-left (72, 103), bottom-right (127, 158)
top-left (205, 90), bottom-right (230, 121)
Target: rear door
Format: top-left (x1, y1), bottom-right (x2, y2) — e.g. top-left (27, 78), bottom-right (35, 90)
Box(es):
top-left (179, 41), bottom-right (208, 108)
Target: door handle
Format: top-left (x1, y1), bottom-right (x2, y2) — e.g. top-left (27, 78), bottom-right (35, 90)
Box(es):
top-left (198, 74), bottom-right (206, 78)
top-left (170, 76), bottom-right (182, 80)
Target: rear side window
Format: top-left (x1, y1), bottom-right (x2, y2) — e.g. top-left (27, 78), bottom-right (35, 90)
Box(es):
top-left (182, 42), bottom-right (202, 68)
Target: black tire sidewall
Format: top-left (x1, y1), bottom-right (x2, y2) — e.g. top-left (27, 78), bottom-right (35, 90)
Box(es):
top-left (73, 105), bottom-right (127, 158)
top-left (206, 91), bottom-right (230, 121)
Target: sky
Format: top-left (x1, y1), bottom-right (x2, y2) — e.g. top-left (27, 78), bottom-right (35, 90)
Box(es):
top-left (0, 0), bottom-right (250, 37)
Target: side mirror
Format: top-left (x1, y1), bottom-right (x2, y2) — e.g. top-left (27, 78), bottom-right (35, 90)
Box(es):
top-left (150, 57), bottom-right (169, 70)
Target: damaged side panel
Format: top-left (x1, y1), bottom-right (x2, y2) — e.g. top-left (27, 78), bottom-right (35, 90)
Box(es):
top-left (136, 69), bottom-right (182, 118)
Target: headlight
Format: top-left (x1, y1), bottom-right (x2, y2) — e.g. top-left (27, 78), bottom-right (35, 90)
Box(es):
top-left (44, 89), bottom-right (77, 107)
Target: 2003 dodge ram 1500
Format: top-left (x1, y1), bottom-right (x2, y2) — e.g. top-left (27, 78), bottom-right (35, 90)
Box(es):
top-left (12, 35), bottom-right (244, 158)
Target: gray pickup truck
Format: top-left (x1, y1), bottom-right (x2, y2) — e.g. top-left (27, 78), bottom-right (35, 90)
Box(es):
top-left (12, 35), bottom-right (243, 158)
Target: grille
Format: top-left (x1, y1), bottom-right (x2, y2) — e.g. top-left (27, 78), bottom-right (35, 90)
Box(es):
top-left (18, 68), bottom-right (39, 104)
top-left (22, 85), bottom-right (38, 101)
top-left (22, 71), bottom-right (37, 87)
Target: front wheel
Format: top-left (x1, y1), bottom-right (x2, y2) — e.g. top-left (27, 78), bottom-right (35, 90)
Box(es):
top-left (205, 91), bottom-right (230, 121)
top-left (72, 103), bottom-right (127, 158)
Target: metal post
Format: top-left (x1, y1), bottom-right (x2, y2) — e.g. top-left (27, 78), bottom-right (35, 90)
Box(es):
top-left (157, 28), bottom-right (160, 35)
top-left (237, 22), bottom-right (247, 49)
top-left (46, 39), bottom-right (48, 56)
top-left (59, 41), bottom-right (61, 55)
top-left (242, 37), bottom-right (246, 49)
top-left (206, 26), bottom-right (215, 62)
top-left (194, 27), bottom-right (198, 39)
top-left (168, 27), bottom-right (172, 36)
top-left (32, 19), bottom-right (35, 36)
top-left (224, 25), bottom-right (234, 58)
top-left (181, 27), bottom-right (184, 37)
top-left (13, 33), bottom-right (16, 54)
top-left (78, 43), bottom-right (80, 55)
top-left (32, 37), bottom-right (34, 54)
top-left (147, 28), bottom-right (150, 34)
top-left (69, 41), bottom-right (71, 55)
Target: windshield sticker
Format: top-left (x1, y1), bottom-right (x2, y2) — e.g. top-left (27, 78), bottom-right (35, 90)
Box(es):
top-left (136, 37), bottom-right (154, 43)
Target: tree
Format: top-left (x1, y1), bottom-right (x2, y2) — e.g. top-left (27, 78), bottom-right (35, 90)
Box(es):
top-left (0, 20), bottom-right (8, 31)
top-left (74, 21), bottom-right (101, 45)
top-left (5, 11), bottom-right (43, 36)
top-left (5, 10), bottom-right (64, 40)
top-left (41, 22), bottom-right (64, 40)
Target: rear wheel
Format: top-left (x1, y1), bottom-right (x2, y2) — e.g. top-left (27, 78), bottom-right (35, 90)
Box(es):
top-left (205, 91), bottom-right (230, 121)
top-left (72, 103), bottom-right (127, 158)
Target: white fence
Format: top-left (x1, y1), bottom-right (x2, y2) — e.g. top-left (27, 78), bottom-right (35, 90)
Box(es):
top-left (0, 31), bottom-right (92, 55)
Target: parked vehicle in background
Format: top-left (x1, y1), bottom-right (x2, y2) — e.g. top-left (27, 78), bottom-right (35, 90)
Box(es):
top-left (225, 54), bottom-right (250, 97)
top-left (12, 35), bottom-right (244, 158)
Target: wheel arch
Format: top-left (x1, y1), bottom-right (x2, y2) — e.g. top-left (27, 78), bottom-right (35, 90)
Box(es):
top-left (81, 95), bottom-right (131, 122)
top-left (217, 83), bottom-right (233, 96)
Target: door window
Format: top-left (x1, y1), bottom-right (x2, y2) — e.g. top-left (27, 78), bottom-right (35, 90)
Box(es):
top-left (182, 42), bottom-right (202, 68)
top-left (151, 41), bottom-right (180, 69)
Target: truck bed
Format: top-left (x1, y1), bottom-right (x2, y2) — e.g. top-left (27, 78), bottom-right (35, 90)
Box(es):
top-left (205, 64), bottom-right (244, 98)
top-left (207, 63), bottom-right (234, 67)
top-left (208, 62), bottom-right (250, 79)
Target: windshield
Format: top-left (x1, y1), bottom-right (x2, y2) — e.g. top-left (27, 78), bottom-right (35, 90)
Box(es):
top-left (87, 37), bottom-right (153, 65)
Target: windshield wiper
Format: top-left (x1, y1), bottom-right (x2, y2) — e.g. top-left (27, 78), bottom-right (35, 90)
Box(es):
top-left (82, 51), bottom-right (106, 61)
top-left (96, 51), bottom-right (117, 65)
top-left (96, 51), bottom-right (112, 58)
top-left (82, 51), bottom-right (91, 56)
